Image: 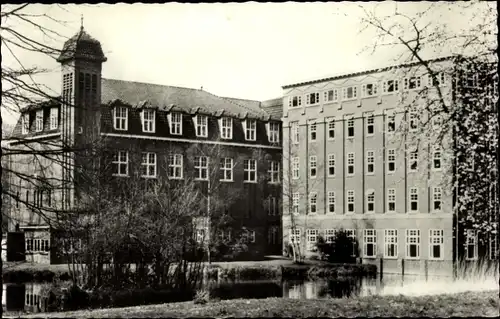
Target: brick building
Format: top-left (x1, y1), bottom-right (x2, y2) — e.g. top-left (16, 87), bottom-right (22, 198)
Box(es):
top-left (4, 27), bottom-right (283, 264)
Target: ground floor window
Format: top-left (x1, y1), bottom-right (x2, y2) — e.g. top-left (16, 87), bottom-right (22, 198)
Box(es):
top-left (465, 229), bottom-right (478, 260)
top-left (306, 229), bottom-right (319, 251)
top-left (406, 229), bottom-right (420, 259)
top-left (290, 228), bottom-right (301, 244)
top-left (268, 226), bottom-right (279, 245)
top-left (384, 229), bottom-right (398, 258)
top-left (25, 238), bottom-right (50, 253)
top-left (429, 229), bottom-right (444, 260)
top-left (490, 233), bottom-right (499, 260)
top-left (346, 229), bottom-right (357, 257)
top-left (363, 229), bottom-right (377, 258)
top-left (325, 229), bottom-right (336, 243)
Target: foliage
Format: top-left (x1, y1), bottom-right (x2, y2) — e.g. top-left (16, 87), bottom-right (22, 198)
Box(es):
top-left (193, 289), bottom-right (210, 305)
top-left (315, 230), bottom-right (358, 264)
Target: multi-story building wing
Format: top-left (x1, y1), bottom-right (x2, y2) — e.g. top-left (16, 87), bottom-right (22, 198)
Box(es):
top-left (4, 26), bottom-right (283, 263)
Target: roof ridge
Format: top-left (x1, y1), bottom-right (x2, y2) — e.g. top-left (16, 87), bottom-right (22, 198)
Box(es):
top-left (102, 78), bottom-right (201, 92)
top-left (206, 91), bottom-right (265, 117)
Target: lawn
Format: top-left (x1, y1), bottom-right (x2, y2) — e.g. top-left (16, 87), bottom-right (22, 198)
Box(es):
top-left (22, 290), bottom-right (499, 318)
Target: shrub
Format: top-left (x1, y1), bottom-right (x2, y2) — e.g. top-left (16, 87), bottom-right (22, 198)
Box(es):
top-left (316, 229), bottom-right (358, 264)
top-left (193, 289), bottom-right (210, 305)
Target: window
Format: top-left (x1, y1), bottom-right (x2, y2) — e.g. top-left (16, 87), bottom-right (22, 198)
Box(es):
top-left (366, 150), bottom-right (375, 174)
top-left (490, 234), bottom-right (498, 260)
top-left (325, 229), bottom-right (336, 243)
top-left (387, 114), bottom-right (395, 133)
top-left (384, 229), bottom-right (398, 258)
top-left (327, 191), bottom-right (335, 213)
top-left (433, 187), bottom-right (442, 212)
top-left (409, 187), bottom-right (418, 212)
top-left (362, 83), bottom-right (378, 97)
top-left (387, 149), bottom-right (396, 173)
top-left (347, 119), bottom-right (355, 137)
top-left (288, 95), bottom-right (302, 108)
top-left (324, 89), bottom-right (338, 102)
top-left (268, 122), bottom-right (280, 143)
top-left (244, 159), bottom-right (257, 182)
top-left (220, 158), bottom-right (233, 182)
top-left (291, 121), bottom-right (299, 144)
top-left (363, 229), bottom-right (377, 258)
top-left (306, 229), bottom-right (319, 251)
top-left (366, 190), bottom-right (375, 213)
top-left (269, 161), bottom-right (280, 183)
top-left (113, 151), bottom-right (128, 176)
top-left (309, 192), bottom-right (317, 214)
top-left (49, 108), bottom-right (58, 130)
top-left (195, 115), bottom-right (208, 137)
top-left (168, 154), bottom-right (183, 179)
top-left (346, 229), bottom-right (357, 256)
top-left (292, 157), bottom-right (299, 179)
top-left (309, 123), bottom-right (317, 141)
top-left (169, 112), bottom-right (183, 135)
top-left (429, 72), bottom-right (446, 87)
top-left (429, 229), bottom-right (444, 259)
top-left (220, 117), bottom-right (233, 139)
top-left (35, 110), bottom-right (43, 132)
top-left (409, 110), bottom-right (418, 132)
top-left (433, 148), bottom-right (442, 171)
top-left (309, 156), bottom-right (317, 178)
top-left (432, 114), bottom-right (442, 129)
top-left (347, 152), bottom-right (355, 176)
top-left (141, 152), bottom-right (157, 178)
top-left (387, 189), bottom-right (396, 212)
top-left (268, 226), bottom-right (279, 244)
top-left (218, 229), bottom-right (232, 242)
top-left (248, 230), bottom-right (256, 243)
top-left (267, 197), bottom-right (277, 216)
top-left (328, 154), bottom-right (335, 177)
top-left (406, 229), bottom-right (420, 259)
top-left (113, 107), bottom-right (128, 130)
top-left (382, 79), bottom-right (399, 93)
top-left (465, 229), bottom-right (478, 260)
top-left (245, 119), bottom-right (257, 141)
top-left (404, 76), bottom-right (422, 90)
top-left (347, 190), bottom-right (355, 213)
top-left (194, 156), bottom-right (209, 180)
top-left (306, 92), bottom-right (320, 105)
top-left (21, 114), bottom-right (29, 134)
top-left (342, 86), bottom-right (358, 100)
top-left (409, 149), bottom-right (418, 172)
top-left (142, 109), bottom-right (155, 133)
top-left (290, 228), bottom-right (301, 243)
top-left (328, 119), bottom-right (335, 139)
top-left (366, 115), bottom-right (374, 135)
top-left (292, 193), bottom-right (299, 214)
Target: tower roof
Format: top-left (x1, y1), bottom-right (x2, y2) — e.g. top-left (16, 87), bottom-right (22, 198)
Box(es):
top-left (57, 26), bottom-right (107, 63)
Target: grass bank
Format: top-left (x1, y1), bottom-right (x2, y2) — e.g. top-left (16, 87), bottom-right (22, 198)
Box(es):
top-left (22, 290), bottom-right (499, 318)
top-left (2, 262), bottom-right (71, 282)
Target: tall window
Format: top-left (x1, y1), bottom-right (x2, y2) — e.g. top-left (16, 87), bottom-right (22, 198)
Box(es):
top-left (113, 151), bottom-right (128, 176)
top-left (268, 226), bottom-right (279, 244)
top-left (194, 156), bottom-right (209, 180)
top-left (465, 229), bottom-right (478, 260)
top-left (347, 152), bottom-right (355, 176)
top-left (387, 114), bottom-right (395, 133)
top-left (324, 89), bottom-right (338, 102)
top-left (433, 148), bottom-right (442, 171)
top-left (244, 159), bottom-right (257, 182)
top-left (346, 229), bottom-right (357, 257)
top-left (245, 119), bottom-right (257, 141)
top-left (306, 92), bottom-right (320, 105)
top-left (21, 114), bottom-right (29, 134)
top-left (113, 107), bottom-right (128, 131)
top-left (429, 229), bottom-right (444, 260)
top-left (409, 187), bottom-right (418, 212)
top-left (290, 228), bottom-right (301, 243)
top-left (366, 115), bottom-right (374, 135)
top-left (169, 112), bottom-right (182, 135)
top-left (387, 149), bottom-right (396, 173)
top-left (306, 229), bottom-right (319, 251)
top-left (269, 122), bottom-right (280, 143)
top-left (309, 123), bottom-right (317, 141)
top-left (327, 191), bottom-right (335, 213)
top-left (384, 229), bottom-right (398, 258)
top-left (366, 190), bottom-right (375, 213)
top-left (347, 119), bottom-right (355, 137)
top-left (168, 154), bottom-right (183, 179)
top-left (220, 158), bottom-right (233, 182)
top-left (269, 161), bottom-right (280, 183)
top-left (366, 150), bottom-right (375, 174)
top-left (328, 119), bottom-right (335, 139)
top-left (363, 229), bottom-right (377, 258)
top-left (328, 154), bottom-right (335, 177)
top-left (433, 187), bottom-right (442, 212)
top-left (342, 86), bottom-right (358, 100)
top-left (309, 192), bottom-right (317, 214)
top-left (220, 117), bottom-right (233, 139)
top-left (142, 109), bottom-right (155, 133)
top-left (362, 83), bottom-right (378, 97)
top-left (292, 157), bottom-right (299, 179)
top-left (409, 110), bottom-right (418, 132)
top-left (409, 149), bottom-right (418, 172)
top-left (195, 115), bottom-right (208, 137)
top-left (49, 108), bottom-right (58, 130)
top-left (141, 152), bottom-right (157, 178)
top-left (267, 197), bottom-right (277, 216)
top-left (309, 156), bottom-right (317, 178)
top-left (382, 79), bottom-right (399, 93)
top-left (490, 234), bottom-right (498, 260)
top-left (406, 229), bottom-right (420, 259)
top-left (292, 193), bottom-right (299, 214)
top-left (325, 229), bottom-right (336, 243)
top-left (35, 110), bottom-right (43, 132)
top-left (347, 190), bottom-right (355, 213)
top-left (387, 188), bottom-right (396, 212)
top-left (291, 121), bottom-right (299, 144)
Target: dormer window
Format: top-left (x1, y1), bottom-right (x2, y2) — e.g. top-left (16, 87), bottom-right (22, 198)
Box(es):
top-left (245, 119), bottom-right (256, 141)
top-left (49, 108), bottom-right (58, 130)
top-left (382, 80), bottom-right (399, 93)
top-left (362, 83), bottom-right (379, 97)
top-left (195, 115), bottom-right (208, 137)
top-left (35, 110), bottom-right (43, 132)
top-left (169, 112), bottom-right (183, 135)
top-left (404, 76), bottom-right (422, 90)
top-left (288, 96), bottom-right (302, 108)
top-left (220, 117), bottom-right (232, 139)
top-left (342, 86), bottom-right (358, 100)
top-left (113, 106), bottom-right (128, 131)
top-left (268, 122), bottom-right (280, 144)
top-left (141, 109), bottom-right (155, 133)
top-left (21, 114), bottom-right (29, 135)
top-left (306, 92), bottom-right (320, 105)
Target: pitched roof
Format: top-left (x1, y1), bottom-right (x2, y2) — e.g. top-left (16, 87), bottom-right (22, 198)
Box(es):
top-left (260, 98), bottom-right (283, 119)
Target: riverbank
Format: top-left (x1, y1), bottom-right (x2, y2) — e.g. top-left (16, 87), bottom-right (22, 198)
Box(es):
top-left (20, 290), bottom-right (499, 318)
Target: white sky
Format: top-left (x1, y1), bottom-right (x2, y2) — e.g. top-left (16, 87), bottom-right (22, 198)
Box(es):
top-left (1, 2), bottom-right (496, 126)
